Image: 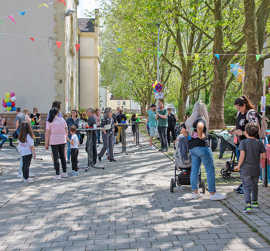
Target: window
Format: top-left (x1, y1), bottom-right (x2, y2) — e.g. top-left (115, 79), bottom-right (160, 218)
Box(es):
top-left (122, 101), bottom-right (126, 106)
top-left (117, 101), bottom-right (121, 105)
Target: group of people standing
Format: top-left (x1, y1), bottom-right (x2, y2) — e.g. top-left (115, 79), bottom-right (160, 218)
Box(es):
top-left (147, 99), bottom-right (177, 152)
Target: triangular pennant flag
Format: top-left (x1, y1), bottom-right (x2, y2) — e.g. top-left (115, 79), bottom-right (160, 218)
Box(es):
top-left (39, 3), bottom-right (49, 8)
top-left (256, 54), bottom-right (261, 61)
top-left (8, 16), bottom-right (16, 24)
top-left (117, 48), bottom-right (123, 52)
top-left (56, 41), bottom-right (62, 48)
top-left (214, 54), bottom-right (220, 60)
top-left (58, 0), bottom-right (66, 6)
top-left (158, 51), bottom-right (163, 57)
top-left (75, 44), bottom-right (80, 51)
top-left (194, 53), bottom-right (199, 61)
top-left (30, 37), bottom-right (35, 42)
top-left (20, 11), bottom-right (26, 16)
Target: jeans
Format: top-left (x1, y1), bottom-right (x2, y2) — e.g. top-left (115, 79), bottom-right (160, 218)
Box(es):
top-left (51, 144), bottom-right (67, 175)
top-left (96, 130), bottom-right (101, 143)
top-left (99, 132), bottom-right (114, 160)
top-left (190, 146), bottom-right (216, 193)
top-left (71, 148), bottom-right (79, 171)
top-left (67, 140), bottom-right (71, 161)
top-left (22, 154), bottom-right (32, 180)
top-left (158, 126), bottom-right (168, 150)
top-left (0, 133), bottom-right (8, 146)
top-left (242, 176), bottom-right (259, 204)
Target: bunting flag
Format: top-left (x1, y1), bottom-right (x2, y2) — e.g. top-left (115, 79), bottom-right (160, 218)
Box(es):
top-left (256, 54), bottom-right (261, 61)
top-left (39, 3), bottom-right (49, 8)
top-left (117, 48), bottom-right (123, 52)
top-left (8, 16), bottom-right (16, 24)
top-left (214, 54), bottom-right (220, 60)
top-left (75, 44), bottom-right (80, 51)
top-left (30, 37), bottom-right (35, 42)
top-left (58, 0), bottom-right (66, 6)
top-left (20, 11), bottom-right (26, 16)
top-left (158, 51), bottom-right (163, 57)
top-left (56, 41), bottom-right (62, 48)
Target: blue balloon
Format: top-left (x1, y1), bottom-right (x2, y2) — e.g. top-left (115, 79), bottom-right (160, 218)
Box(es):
top-left (7, 102), bottom-right (12, 107)
top-left (12, 107), bottom-right (16, 111)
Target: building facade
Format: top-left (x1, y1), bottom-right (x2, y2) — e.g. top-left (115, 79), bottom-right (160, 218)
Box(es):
top-left (78, 11), bottom-right (100, 110)
top-left (0, 0), bottom-right (78, 113)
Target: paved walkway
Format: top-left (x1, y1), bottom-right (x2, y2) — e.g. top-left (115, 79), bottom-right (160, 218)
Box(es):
top-left (0, 133), bottom-right (269, 251)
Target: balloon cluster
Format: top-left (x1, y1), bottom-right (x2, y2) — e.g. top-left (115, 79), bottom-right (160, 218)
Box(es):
top-left (230, 64), bottom-right (245, 83)
top-left (2, 92), bottom-right (16, 112)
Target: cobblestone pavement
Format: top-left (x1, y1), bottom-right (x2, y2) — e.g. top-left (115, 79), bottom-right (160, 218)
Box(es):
top-left (0, 134), bottom-right (269, 251)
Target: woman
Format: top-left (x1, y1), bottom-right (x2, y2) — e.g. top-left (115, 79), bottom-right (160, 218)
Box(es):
top-left (185, 101), bottom-right (225, 200)
top-left (94, 108), bottom-right (101, 144)
top-left (45, 107), bottom-right (68, 179)
top-left (232, 96), bottom-right (260, 194)
top-left (66, 110), bottom-right (80, 164)
top-left (79, 112), bottom-right (88, 144)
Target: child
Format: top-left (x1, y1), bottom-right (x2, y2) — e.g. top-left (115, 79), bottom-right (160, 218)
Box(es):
top-left (131, 114), bottom-right (137, 143)
top-left (18, 122), bottom-right (36, 183)
top-left (69, 125), bottom-right (79, 176)
top-left (235, 122), bottom-right (266, 213)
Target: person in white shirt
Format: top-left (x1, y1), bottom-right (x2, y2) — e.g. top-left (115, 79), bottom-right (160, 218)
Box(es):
top-left (18, 122), bottom-right (36, 183)
top-left (69, 125), bottom-right (79, 176)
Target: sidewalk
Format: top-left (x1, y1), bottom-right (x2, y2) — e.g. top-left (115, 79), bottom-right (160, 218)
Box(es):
top-left (0, 132), bottom-right (269, 251)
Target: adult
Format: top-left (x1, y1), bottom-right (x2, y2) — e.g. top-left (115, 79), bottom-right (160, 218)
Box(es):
top-left (98, 107), bottom-right (116, 162)
top-left (167, 107), bottom-right (177, 148)
top-left (94, 108), bottom-right (101, 144)
top-left (15, 107), bottom-right (25, 138)
top-left (156, 99), bottom-right (168, 152)
top-left (86, 108), bottom-right (97, 168)
top-left (79, 111), bottom-right (88, 144)
top-left (232, 96), bottom-right (260, 194)
top-left (185, 101), bottom-right (225, 200)
top-left (23, 109), bottom-right (31, 124)
top-left (47, 101), bottom-right (62, 121)
top-left (147, 104), bottom-right (157, 149)
top-left (0, 117), bottom-right (8, 148)
top-left (30, 107), bottom-right (41, 127)
top-left (66, 110), bottom-right (79, 163)
top-left (45, 107), bottom-right (68, 179)
top-left (116, 109), bottom-right (127, 144)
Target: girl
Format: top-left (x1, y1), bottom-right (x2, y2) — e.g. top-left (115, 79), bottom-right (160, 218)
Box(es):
top-left (45, 107), bottom-right (68, 179)
top-left (18, 122), bottom-right (36, 183)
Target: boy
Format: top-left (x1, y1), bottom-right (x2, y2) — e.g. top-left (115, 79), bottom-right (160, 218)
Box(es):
top-left (69, 125), bottom-right (79, 176)
top-left (156, 99), bottom-right (168, 152)
top-left (147, 104), bottom-right (157, 149)
top-left (235, 123), bottom-right (266, 213)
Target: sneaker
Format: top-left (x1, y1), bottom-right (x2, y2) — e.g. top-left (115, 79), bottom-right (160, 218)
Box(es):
top-left (73, 171), bottom-right (79, 177)
top-left (98, 156), bottom-right (102, 162)
top-left (61, 172), bottom-right (68, 178)
top-left (151, 146), bottom-right (155, 150)
top-left (251, 201), bottom-right (259, 209)
top-left (191, 193), bottom-right (201, 199)
top-left (109, 159), bottom-right (117, 162)
top-left (23, 178), bottom-right (34, 183)
top-left (209, 193), bottom-right (226, 201)
top-left (17, 173), bottom-right (23, 178)
top-left (54, 175), bottom-right (61, 180)
top-left (29, 172), bottom-right (35, 178)
top-left (243, 204), bottom-right (252, 213)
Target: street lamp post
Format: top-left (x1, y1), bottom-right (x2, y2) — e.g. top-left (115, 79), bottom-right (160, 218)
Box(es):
top-left (156, 23), bottom-right (161, 83)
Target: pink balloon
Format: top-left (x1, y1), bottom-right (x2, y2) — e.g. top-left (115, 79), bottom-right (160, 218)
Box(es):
top-left (10, 92), bottom-right (15, 97)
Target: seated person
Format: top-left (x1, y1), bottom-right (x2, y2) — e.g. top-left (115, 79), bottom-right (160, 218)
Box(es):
top-left (0, 118), bottom-right (8, 148)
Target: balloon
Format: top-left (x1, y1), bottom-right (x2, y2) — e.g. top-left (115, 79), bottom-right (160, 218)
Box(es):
top-left (10, 92), bottom-right (15, 97)
top-left (4, 98), bottom-right (9, 103)
top-left (7, 102), bottom-right (12, 107)
top-left (5, 92), bottom-right (10, 98)
top-left (11, 102), bottom-right (15, 107)
top-left (2, 101), bottom-right (7, 108)
top-left (12, 107), bottom-right (16, 111)
top-left (10, 96), bottom-right (16, 102)
top-left (6, 107), bottom-right (11, 111)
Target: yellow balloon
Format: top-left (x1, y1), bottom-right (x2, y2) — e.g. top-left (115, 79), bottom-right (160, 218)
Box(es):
top-left (5, 92), bottom-right (10, 98)
top-left (4, 98), bottom-right (9, 103)
top-left (6, 106), bottom-right (11, 111)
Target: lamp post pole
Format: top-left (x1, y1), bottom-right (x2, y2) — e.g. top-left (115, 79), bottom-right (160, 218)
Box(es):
top-left (157, 23), bottom-right (161, 83)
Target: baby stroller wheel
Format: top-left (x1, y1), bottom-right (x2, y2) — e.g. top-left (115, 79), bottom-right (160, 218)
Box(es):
top-left (220, 168), bottom-right (231, 179)
top-left (200, 181), bottom-right (206, 194)
top-left (170, 178), bottom-right (176, 193)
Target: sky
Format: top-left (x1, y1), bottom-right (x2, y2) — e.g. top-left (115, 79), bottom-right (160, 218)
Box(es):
top-left (78, 0), bottom-right (98, 18)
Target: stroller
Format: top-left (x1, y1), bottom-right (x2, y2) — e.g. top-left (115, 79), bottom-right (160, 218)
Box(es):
top-left (170, 134), bottom-right (206, 193)
top-left (214, 131), bottom-right (239, 179)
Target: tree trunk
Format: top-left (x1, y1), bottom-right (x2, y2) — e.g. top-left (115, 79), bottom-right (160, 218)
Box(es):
top-left (140, 103), bottom-right (147, 116)
top-left (209, 0), bottom-right (226, 129)
top-left (243, 0), bottom-right (261, 106)
top-left (177, 73), bottom-right (189, 122)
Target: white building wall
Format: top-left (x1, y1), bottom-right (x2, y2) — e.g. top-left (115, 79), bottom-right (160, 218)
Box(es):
top-left (0, 0), bottom-right (56, 113)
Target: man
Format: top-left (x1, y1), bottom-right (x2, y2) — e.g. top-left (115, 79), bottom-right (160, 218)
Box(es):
top-left (167, 107), bottom-right (177, 148)
top-left (15, 107), bottom-right (25, 137)
top-left (116, 109), bottom-right (127, 144)
top-left (156, 99), bottom-right (168, 152)
top-left (147, 104), bottom-right (157, 149)
top-left (85, 108), bottom-right (97, 169)
top-left (0, 117), bottom-right (8, 149)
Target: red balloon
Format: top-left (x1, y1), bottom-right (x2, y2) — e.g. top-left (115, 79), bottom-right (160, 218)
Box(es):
top-left (11, 102), bottom-right (15, 107)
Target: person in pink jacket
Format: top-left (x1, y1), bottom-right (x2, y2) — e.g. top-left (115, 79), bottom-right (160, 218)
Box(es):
top-left (45, 107), bottom-right (68, 180)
